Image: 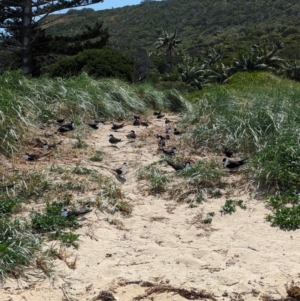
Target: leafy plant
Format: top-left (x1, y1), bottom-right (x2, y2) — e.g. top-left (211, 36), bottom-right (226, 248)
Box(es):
top-left (266, 205), bottom-right (300, 231)
top-left (31, 200), bottom-right (79, 234)
top-left (49, 232), bottom-right (80, 249)
top-left (222, 199), bottom-right (246, 214)
top-left (0, 198), bottom-right (19, 216)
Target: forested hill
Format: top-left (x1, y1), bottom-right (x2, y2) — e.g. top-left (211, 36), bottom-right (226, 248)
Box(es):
top-left (45, 0), bottom-right (300, 59)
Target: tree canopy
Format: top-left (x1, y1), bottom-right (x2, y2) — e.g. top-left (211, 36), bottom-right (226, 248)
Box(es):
top-left (0, 0), bottom-right (105, 75)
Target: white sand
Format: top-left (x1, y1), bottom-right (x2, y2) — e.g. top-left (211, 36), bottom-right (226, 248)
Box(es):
top-left (1, 114), bottom-right (299, 301)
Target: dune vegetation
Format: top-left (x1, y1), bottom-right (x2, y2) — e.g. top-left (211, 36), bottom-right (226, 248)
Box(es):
top-left (0, 69), bottom-right (300, 283)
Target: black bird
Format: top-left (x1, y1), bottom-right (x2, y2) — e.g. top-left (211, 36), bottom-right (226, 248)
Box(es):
top-left (222, 146), bottom-right (236, 158)
top-left (133, 118), bottom-right (140, 126)
top-left (23, 152), bottom-right (51, 161)
top-left (126, 130), bottom-right (136, 140)
top-left (222, 157), bottom-right (249, 170)
top-left (162, 147), bottom-right (178, 156)
top-left (42, 140), bottom-right (64, 150)
top-left (166, 128), bottom-right (172, 134)
top-left (58, 121), bottom-right (75, 133)
top-left (165, 160), bottom-right (190, 171)
top-left (133, 115), bottom-right (140, 120)
top-left (155, 134), bottom-right (170, 140)
top-left (155, 134), bottom-right (166, 148)
top-left (173, 128), bottom-right (183, 135)
top-left (85, 121), bottom-right (103, 129)
top-left (111, 122), bottom-right (125, 131)
top-left (61, 208), bottom-right (92, 217)
top-left (153, 111), bottom-right (161, 116)
top-left (157, 112), bottom-right (165, 119)
top-left (141, 121), bottom-right (150, 128)
top-left (109, 134), bottom-right (122, 146)
top-left (165, 118), bottom-right (171, 124)
top-left (112, 162), bottom-right (128, 176)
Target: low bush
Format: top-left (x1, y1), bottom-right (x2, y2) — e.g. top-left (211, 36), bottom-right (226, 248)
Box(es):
top-left (47, 48), bottom-right (135, 82)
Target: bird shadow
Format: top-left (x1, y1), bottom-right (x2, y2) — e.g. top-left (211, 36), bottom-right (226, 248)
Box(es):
top-left (115, 175), bottom-right (126, 184)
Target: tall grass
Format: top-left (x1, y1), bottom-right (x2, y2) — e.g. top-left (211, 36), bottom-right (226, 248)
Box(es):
top-left (183, 72), bottom-right (300, 189)
top-left (0, 71), bottom-right (188, 156)
top-left (0, 219), bottom-right (42, 280)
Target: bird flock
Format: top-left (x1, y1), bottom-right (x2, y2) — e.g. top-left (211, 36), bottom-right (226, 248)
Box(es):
top-left (23, 111), bottom-right (249, 175)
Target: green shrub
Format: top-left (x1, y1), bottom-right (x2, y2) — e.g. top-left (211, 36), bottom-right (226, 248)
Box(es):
top-left (47, 48), bottom-right (135, 82)
top-left (0, 198), bottom-right (19, 216)
top-left (222, 199), bottom-right (246, 214)
top-left (266, 205), bottom-right (300, 231)
top-left (31, 200), bottom-right (79, 233)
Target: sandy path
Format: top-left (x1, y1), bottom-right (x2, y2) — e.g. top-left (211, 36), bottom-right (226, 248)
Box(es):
top-left (1, 114), bottom-right (299, 301)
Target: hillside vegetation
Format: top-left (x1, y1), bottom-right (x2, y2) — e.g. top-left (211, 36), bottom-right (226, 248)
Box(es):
top-left (45, 0), bottom-right (300, 60)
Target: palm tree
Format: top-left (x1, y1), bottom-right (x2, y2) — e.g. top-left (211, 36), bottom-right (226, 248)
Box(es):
top-left (178, 56), bottom-right (206, 89)
top-left (283, 61), bottom-right (300, 82)
top-left (155, 29), bottom-right (181, 72)
top-left (232, 43), bottom-right (285, 72)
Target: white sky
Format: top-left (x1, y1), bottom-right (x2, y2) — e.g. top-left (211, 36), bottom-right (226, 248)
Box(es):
top-left (87, 0), bottom-right (142, 11)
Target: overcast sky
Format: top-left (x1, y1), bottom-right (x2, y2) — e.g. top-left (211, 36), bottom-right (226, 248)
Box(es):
top-left (88, 0), bottom-right (142, 11)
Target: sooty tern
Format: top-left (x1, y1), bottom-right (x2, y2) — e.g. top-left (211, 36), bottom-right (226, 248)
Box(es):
top-left (222, 146), bottom-right (236, 158)
top-left (141, 121), bottom-right (150, 128)
top-left (162, 147), bottom-right (177, 156)
top-left (153, 111), bottom-right (161, 116)
top-left (111, 122), bottom-right (125, 131)
top-left (157, 112), bottom-right (165, 119)
top-left (173, 128), bottom-right (184, 135)
top-left (166, 160), bottom-right (190, 171)
top-left (155, 135), bottom-right (166, 148)
top-left (23, 152), bottom-right (51, 161)
top-left (133, 118), bottom-right (140, 126)
top-left (85, 121), bottom-right (103, 129)
top-left (165, 118), bottom-right (171, 124)
top-left (126, 130), bottom-right (136, 140)
top-left (61, 208), bottom-right (92, 217)
top-left (166, 128), bottom-right (172, 134)
top-left (42, 140), bottom-right (63, 150)
top-left (223, 157), bottom-right (249, 170)
top-left (112, 162), bottom-right (128, 176)
top-left (109, 134), bottom-right (122, 146)
top-left (57, 121), bottom-right (75, 133)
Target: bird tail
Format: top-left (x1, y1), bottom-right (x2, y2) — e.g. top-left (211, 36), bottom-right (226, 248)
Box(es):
top-left (240, 157), bottom-right (249, 164)
top-left (40, 152), bottom-right (51, 158)
top-left (165, 160), bottom-right (175, 168)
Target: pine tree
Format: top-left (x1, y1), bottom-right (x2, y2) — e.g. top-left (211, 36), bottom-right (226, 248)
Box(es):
top-left (0, 0), bottom-right (106, 75)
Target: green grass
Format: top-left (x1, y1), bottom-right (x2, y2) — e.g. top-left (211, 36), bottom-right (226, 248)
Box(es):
top-left (136, 164), bottom-right (170, 194)
top-left (0, 218), bottom-right (42, 280)
top-left (0, 70), bottom-right (188, 157)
